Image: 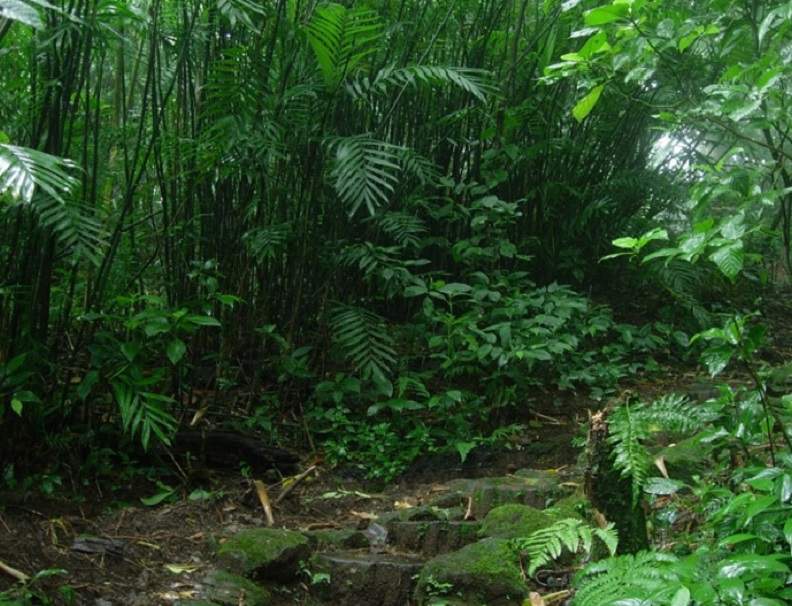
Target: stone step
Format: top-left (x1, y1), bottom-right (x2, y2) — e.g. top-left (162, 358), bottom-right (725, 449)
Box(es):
top-left (310, 551), bottom-right (425, 606)
top-left (385, 520), bottom-right (481, 556)
top-left (429, 469), bottom-right (572, 518)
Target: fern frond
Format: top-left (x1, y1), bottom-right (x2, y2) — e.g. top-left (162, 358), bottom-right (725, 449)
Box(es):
top-left (637, 393), bottom-right (711, 434)
top-left (327, 135), bottom-right (401, 216)
top-left (608, 402), bottom-right (651, 506)
top-left (329, 304), bottom-right (396, 380)
top-left (572, 552), bottom-right (680, 606)
top-left (511, 519), bottom-right (618, 576)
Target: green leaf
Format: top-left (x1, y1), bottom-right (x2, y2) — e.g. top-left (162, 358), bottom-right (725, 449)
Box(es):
top-left (572, 84), bottom-right (604, 122)
top-left (584, 4), bottom-right (628, 26)
top-left (455, 441), bottom-right (477, 463)
top-left (0, 0), bottom-right (45, 30)
top-left (141, 483), bottom-right (177, 506)
top-left (11, 398), bottom-right (23, 416)
top-left (709, 242), bottom-right (743, 281)
top-left (612, 236), bottom-right (638, 250)
top-left (166, 339), bottom-right (187, 365)
top-left (672, 587), bottom-right (691, 606)
top-left (185, 314), bottom-right (222, 327)
top-left (784, 517), bottom-right (792, 552)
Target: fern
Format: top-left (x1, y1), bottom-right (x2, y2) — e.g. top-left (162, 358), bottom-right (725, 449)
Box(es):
top-left (305, 3), bottom-right (382, 89)
top-left (510, 518), bottom-right (618, 576)
top-left (0, 144), bottom-right (105, 264)
top-left (329, 304), bottom-right (396, 380)
top-left (572, 552), bottom-right (680, 606)
top-left (608, 402), bottom-right (651, 507)
top-left (608, 394), bottom-right (707, 505)
top-left (328, 135), bottom-right (401, 216)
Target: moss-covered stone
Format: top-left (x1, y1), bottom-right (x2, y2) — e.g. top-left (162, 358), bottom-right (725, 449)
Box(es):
top-left (378, 505), bottom-right (464, 525)
top-left (303, 527), bottom-right (369, 550)
top-left (415, 538), bottom-right (527, 606)
top-left (545, 492), bottom-right (587, 521)
top-left (216, 528), bottom-right (310, 581)
top-left (386, 520), bottom-right (481, 556)
top-left (478, 504), bottom-right (554, 539)
top-left (196, 570), bottom-right (271, 606)
top-left (433, 471), bottom-right (565, 518)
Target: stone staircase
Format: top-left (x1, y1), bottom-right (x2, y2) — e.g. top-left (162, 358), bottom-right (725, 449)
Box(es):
top-left (179, 468), bottom-right (582, 606)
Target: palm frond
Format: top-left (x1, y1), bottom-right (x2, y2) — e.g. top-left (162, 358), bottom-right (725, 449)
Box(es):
top-left (375, 211), bottom-right (428, 248)
top-left (329, 304), bottom-right (396, 381)
top-left (305, 3), bottom-right (382, 89)
top-left (348, 65), bottom-right (497, 102)
top-left (0, 144), bottom-right (105, 264)
top-left (327, 135), bottom-right (401, 216)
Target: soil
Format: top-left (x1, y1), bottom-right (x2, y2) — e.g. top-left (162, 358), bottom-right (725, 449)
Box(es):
top-left (0, 423), bottom-right (578, 605)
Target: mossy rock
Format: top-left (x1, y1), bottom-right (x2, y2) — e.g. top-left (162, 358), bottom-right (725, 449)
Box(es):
top-left (478, 504), bottom-right (554, 539)
top-left (378, 505), bottom-right (464, 525)
top-left (415, 538), bottom-right (527, 605)
top-left (544, 492), bottom-right (587, 521)
top-left (216, 528), bottom-right (310, 582)
top-left (303, 527), bottom-right (369, 550)
top-left (386, 520), bottom-right (481, 556)
top-left (185, 570), bottom-right (271, 606)
top-left (433, 471), bottom-right (565, 518)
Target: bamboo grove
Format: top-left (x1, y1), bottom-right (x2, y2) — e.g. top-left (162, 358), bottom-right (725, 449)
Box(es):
top-left (1, 0), bottom-right (790, 470)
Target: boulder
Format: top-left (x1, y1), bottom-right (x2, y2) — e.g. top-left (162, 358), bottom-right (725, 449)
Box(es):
top-left (415, 538), bottom-right (527, 605)
top-left (216, 528), bottom-right (310, 581)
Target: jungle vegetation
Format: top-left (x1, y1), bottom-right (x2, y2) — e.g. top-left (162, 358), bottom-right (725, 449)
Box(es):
top-left (1, 0), bottom-right (792, 603)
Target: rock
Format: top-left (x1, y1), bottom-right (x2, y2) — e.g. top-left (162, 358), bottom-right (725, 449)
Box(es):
top-left (478, 504), bottom-right (554, 539)
top-left (303, 527), bottom-right (369, 550)
top-left (386, 520), bottom-right (481, 556)
top-left (216, 528), bottom-right (310, 581)
top-left (378, 505), bottom-right (464, 525)
top-left (415, 538), bottom-right (527, 605)
top-left (197, 570), bottom-right (271, 605)
top-left (310, 551), bottom-right (424, 606)
top-left (431, 470), bottom-right (566, 518)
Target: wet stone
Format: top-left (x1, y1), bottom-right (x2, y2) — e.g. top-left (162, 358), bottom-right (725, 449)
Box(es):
top-left (216, 528), bottom-right (310, 582)
top-left (385, 520), bottom-right (481, 556)
top-left (431, 470), bottom-right (567, 518)
top-left (310, 551), bottom-right (424, 606)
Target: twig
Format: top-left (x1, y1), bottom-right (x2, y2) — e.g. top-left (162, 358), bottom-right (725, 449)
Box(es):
top-left (253, 480), bottom-right (275, 527)
top-left (0, 560), bottom-right (30, 583)
top-left (274, 465), bottom-right (318, 506)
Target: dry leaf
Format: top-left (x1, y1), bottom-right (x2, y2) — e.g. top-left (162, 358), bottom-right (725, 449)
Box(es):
top-left (253, 480), bottom-right (275, 526)
top-left (528, 592), bottom-right (546, 606)
top-left (654, 455), bottom-right (669, 479)
top-left (164, 563), bottom-right (200, 574)
top-left (350, 510), bottom-right (378, 521)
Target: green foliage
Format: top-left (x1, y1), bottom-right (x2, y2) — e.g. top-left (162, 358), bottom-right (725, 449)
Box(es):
top-left (328, 304), bottom-right (396, 382)
top-left (511, 518), bottom-right (618, 576)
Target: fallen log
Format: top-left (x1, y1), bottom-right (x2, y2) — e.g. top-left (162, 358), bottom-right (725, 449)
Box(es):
top-left (169, 430), bottom-right (299, 473)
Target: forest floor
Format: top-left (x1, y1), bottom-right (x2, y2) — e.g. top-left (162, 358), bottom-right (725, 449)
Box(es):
top-left (0, 377), bottom-right (684, 605)
top-left (2, 298), bottom-right (791, 605)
